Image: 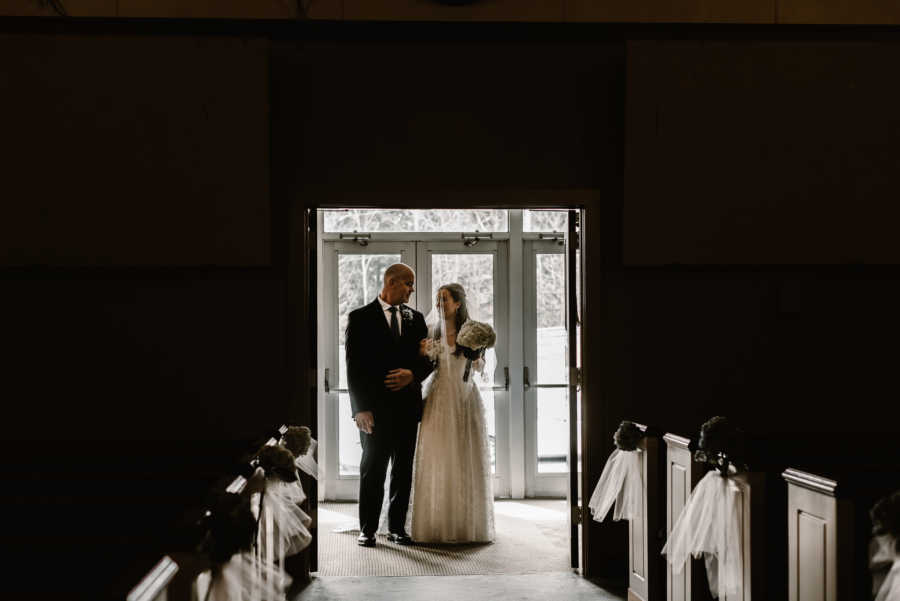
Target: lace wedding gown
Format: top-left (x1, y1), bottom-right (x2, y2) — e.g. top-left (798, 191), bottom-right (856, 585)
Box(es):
top-left (409, 345), bottom-right (495, 543)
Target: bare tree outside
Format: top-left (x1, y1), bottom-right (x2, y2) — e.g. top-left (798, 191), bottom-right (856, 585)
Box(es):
top-left (523, 210), bottom-right (568, 232)
top-left (325, 209), bottom-right (508, 233)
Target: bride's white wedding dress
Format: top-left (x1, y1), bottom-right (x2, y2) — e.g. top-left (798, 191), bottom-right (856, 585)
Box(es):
top-left (410, 344), bottom-right (495, 543)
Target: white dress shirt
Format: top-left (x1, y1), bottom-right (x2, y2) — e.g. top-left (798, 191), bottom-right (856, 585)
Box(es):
top-left (377, 295), bottom-right (402, 335)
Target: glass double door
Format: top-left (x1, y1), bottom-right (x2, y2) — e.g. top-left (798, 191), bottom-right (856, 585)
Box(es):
top-left (322, 240), bottom-right (509, 500)
top-left (321, 238), bottom-right (572, 500)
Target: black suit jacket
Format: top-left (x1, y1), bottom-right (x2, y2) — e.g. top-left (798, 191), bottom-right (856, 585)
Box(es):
top-left (345, 299), bottom-right (433, 424)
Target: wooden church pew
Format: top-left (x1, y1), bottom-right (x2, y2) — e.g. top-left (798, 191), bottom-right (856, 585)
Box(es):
top-left (126, 555), bottom-right (179, 601)
top-left (782, 468), bottom-right (853, 601)
top-left (138, 424), bottom-right (314, 601)
top-left (663, 432), bottom-right (708, 601)
top-left (661, 429), bottom-right (765, 601)
top-left (252, 426), bottom-right (314, 590)
top-left (628, 423), bottom-right (665, 601)
top-left (725, 470), bottom-right (766, 601)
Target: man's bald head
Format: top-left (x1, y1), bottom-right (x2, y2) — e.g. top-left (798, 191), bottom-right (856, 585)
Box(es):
top-left (384, 263), bottom-right (414, 284)
top-left (381, 263), bottom-right (416, 305)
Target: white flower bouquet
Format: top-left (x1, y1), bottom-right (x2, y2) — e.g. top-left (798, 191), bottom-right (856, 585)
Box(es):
top-left (457, 320), bottom-right (496, 351)
top-left (456, 321), bottom-right (495, 382)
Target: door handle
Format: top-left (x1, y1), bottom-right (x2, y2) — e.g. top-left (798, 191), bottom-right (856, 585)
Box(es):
top-left (324, 368), bottom-right (330, 394)
top-left (524, 365), bottom-right (570, 390)
top-left (488, 367), bottom-right (509, 392)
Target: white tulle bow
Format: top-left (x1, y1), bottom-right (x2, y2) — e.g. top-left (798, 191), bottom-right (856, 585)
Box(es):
top-left (293, 438), bottom-right (320, 481)
top-left (587, 448), bottom-right (643, 522)
top-left (258, 479), bottom-right (312, 560)
top-left (192, 551), bottom-right (290, 601)
top-left (662, 470), bottom-right (744, 599)
top-left (872, 535), bottom-right (900, 601)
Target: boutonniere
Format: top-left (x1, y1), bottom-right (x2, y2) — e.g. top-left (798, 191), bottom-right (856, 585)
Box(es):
top-left (400, 306), bottom-right (413, 322)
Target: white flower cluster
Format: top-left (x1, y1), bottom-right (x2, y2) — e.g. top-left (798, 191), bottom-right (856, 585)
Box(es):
top-left (457, 321), bottom-right (496, 351)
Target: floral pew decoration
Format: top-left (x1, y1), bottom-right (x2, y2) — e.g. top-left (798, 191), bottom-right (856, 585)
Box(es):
top-left (193, 489), bottom-right (290, 601)
top-left (588, 420), bottom-right (645, 522)
top-left (871, 490), bottom-right (900, 601)
top-left (281, 426), bottom-right (320, 481)
top-left (662, 416), bottom-right (749, 600)
top-left (254, 444), bottom-right (313, 588)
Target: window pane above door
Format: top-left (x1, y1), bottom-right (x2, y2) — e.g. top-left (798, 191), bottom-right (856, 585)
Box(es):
top-left (523, 210), bottom-right (567, 233)
top-left (325, 209), bottom-right (508, 233)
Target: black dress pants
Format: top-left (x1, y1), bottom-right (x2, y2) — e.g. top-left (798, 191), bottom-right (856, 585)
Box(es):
top-left (358, 416), bottom-right (418, 536)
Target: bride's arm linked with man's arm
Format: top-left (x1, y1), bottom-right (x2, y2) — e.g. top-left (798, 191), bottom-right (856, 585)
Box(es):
top-left (346, 306), bottom-right (434, 435)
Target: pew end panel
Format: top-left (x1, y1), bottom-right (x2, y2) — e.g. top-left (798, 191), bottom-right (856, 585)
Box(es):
top-left (783, 468), bottom-right (854, 601)
top-left (663, 433), bottom-right (710, 601)
top-left (727, 471), bottom-right (766, 601)
top-left (629, 425), bottom-right (666, 601)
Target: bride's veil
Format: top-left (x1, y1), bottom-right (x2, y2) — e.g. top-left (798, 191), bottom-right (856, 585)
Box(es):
top-left (422, 285), bottom-right (456, 374)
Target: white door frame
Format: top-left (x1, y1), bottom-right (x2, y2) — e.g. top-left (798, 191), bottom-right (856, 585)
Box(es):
top-left (315, 210), bottom-right (572, 502)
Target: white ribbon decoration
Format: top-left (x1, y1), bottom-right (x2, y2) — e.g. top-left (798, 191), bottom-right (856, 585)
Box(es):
top-left (192, 551), bottom-right (289, 601)
top-left (587, 448), bottom-right (643, 522)
top-left (873, 534), bottom-right (900, 601)
top-left (294, 438), bottom-right (321, 481)
top-left (662, 470), bottom-right (744, 599)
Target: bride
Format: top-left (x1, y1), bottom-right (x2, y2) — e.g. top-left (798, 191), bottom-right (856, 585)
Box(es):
top-left (410, 283), bottom-right (496, 543)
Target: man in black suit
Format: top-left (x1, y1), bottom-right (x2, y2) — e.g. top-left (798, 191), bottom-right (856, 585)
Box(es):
top-left (345, 263), bottom-right (433, 547)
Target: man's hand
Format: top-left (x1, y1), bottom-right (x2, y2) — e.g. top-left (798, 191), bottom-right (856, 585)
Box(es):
top-left (354, 410), bottom-right (374, 434)
top-left (384, 368), bottom-right (413, 391)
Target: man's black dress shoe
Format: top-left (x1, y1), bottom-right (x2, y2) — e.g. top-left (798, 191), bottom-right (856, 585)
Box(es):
top-left (388, 531), bottom-right (414, 546)
top-left (357, 533), bottom-right (376, 547)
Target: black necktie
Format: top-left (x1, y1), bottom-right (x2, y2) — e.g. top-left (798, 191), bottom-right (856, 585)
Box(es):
top-left (388, 306), bottom-right (400, 340)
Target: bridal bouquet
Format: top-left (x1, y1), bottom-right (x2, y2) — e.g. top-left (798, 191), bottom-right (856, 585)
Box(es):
top-left (457, 320), bottom-right (496, 352)
top-left (456, 320), bottom-right (496, 381)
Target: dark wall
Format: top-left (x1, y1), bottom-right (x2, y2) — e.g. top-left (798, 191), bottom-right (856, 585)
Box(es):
top-left (0, 32), bottom-right (286, 600)
top-left (0, 34), bottom-right (271, 266)
top-left (618, 38), bottom-right (900, 482)
top-left (624, 39), bottom-right (900, 265)
top-left (604, 39), bottom-right (900, 596)
top-left (294, 37), bottom-right (621, 193)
